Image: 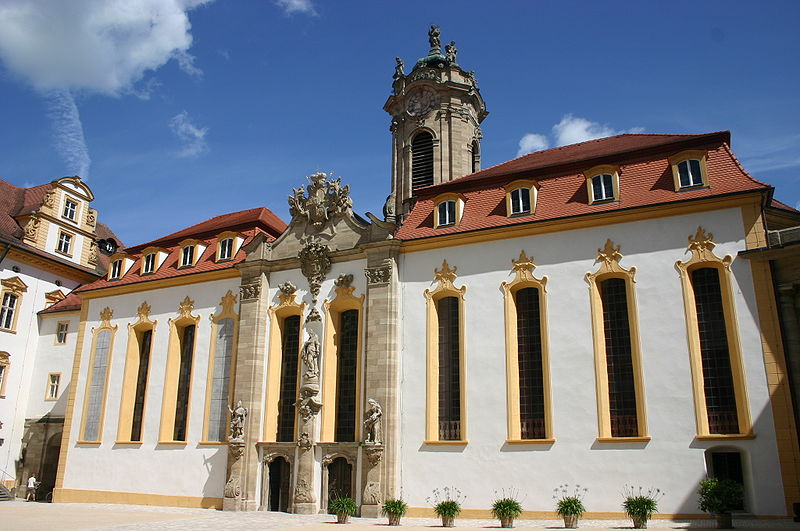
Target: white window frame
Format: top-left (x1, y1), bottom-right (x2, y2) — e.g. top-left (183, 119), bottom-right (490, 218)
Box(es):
top-left (592, 173), bottom-right (615, 202)
top-left (510, 187), bottom-right (531, 215)
top-left (678, 159), bottom-right (703, 187)
top-left (181, 245), bottom-right (196, 267)
top-left (56, 321), bottom-right (69, 344)
top-left (46, 373), bottom-right (61, 400)
top-left (143, 253), bottom-right (156, 274)
top-left (57, 231), bottom-right (73, 255)
top-left (218, 238), bottom-right (233, 261)
top-left (0, 292), bottom-right (18, 330)
top-left (110, 259), bottom-right (122, 279)
top-left (63, 198), bottom-right (78, 221)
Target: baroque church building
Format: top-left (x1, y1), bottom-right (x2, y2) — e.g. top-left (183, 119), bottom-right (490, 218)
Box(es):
top-left (4, 27), bottom-right (799, 519)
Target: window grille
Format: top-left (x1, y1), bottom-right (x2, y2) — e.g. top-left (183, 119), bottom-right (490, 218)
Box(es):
top-left (412, 132), bottom-right (434, 190)
top-left (173, 324), bottom-right (195, 441)
top-left (277, 316), bottom-right (301, 442)
top-left (437, 297), bottom-right (461, 440)
top-left (599, 278), bottom-right (638, 437)
top-left (516, 287), bottom-right (546, 439)
top-left (691, 267), bottom-right (739, 434)
top-left (84, 329), bottom-right (111, 441)
top-left (208, 318), bottom-right (234, 441)
top-left (335, 310), bottom-right (359, 442)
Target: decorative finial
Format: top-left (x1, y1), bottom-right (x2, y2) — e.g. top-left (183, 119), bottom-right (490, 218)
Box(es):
top-left (428, 24), bottom-right (441, 55)
top-left (393, 57), bottom-right (404, 79)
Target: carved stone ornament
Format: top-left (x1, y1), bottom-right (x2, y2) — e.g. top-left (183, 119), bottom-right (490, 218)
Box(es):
top-left (676, 226), bottom-right (733, 272)
top-left (278, 281), bottom-right (297, 295)
top-left (229, 443), bottom-right (245, 461)
top-left (364, 444), bottom-right (384, 467)
top-left (589, 239), bottom-right (636, 278)
top-left (334, 273), bottom-right (353, 288)
top-left (301, 329), bottom-right (321, 379)
top-left (42, 190), bottom-right (55, 208)
top-left (433, 260), bottom-right (458, 290)
top-left (296, 385), bottom-right (322, 422)
top-left (88, 240), bottom-right (98, 265)
top-left (86, 208), bottom-right (97, 226)
top-left (363, 398), bottom-right (383, 444)
top-left (363, 481), bottom-right (382, 505)
top-left (428, 24), bottom-right (441, 54)
top-left (365, 264), bottom-right (392, 285)
top-left (294, 478), bottom-right (313, 503)
top-left (299, 236), bottom-right (331, 305)
top-left (297, 432), bottom-right (312, 450)
top-left (306, 307), bottom-right (322, 323)
top-left (23, 216), bottom-right (40, 242)
top-left (288, 172), bottom-right (353, 230)
top-left (177, 296), bottom-right (195, 319)
top-left (224, 475), bottom-right (241, 498)
top-left (228, 400), bottom-right (248, 443)
top-left (240, 281), bottom-right (261, 301)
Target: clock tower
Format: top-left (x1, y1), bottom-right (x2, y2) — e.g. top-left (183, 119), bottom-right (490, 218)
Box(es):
top-left (383, 25), bottom-right (488, 220)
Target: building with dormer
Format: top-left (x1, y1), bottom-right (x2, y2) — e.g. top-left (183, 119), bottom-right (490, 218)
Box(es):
top-left (7, 26), bottom-right (798, 519)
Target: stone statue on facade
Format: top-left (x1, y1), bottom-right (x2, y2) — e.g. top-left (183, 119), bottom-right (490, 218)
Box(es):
top-left (428, 24), bottom-right (441, 54)
top-left (383, 193), bottom-right (396, 223)
top-left (445, 41), bottom-right (458, 64)
top-left (393, 57), bottom-right (404, 79)
top-left (301, 329), bottom-right (321, 379)
top-left (228, 400), bottom-right (248, 442)
top-left (363, 398), bottom-right (383, 444)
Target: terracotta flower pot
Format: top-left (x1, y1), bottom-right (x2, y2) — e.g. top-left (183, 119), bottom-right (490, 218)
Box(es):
top-left (632, 515), bottom-right (648, 529)
top-left (715, 512), bottom-right (733, 529)
top-left (563, 514), bottom-right (579, 528)
top-left (441, 515), bottom-right (455, 527)
top-left (336, 513), bottom-right (350, 524)
top-left (388, 513), bottom-right (401, 526)
top-left (500, 516), bottom-right (514, 528)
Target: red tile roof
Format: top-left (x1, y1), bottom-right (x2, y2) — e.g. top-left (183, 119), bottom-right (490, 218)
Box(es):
top-left (397, 133), bottom-right (770, 241)
top-left (0, 180), bottom-right (53, 240)
top-left (76, 207), bottom-right (287, 294)
top-left (39, 291), bottom-right (82, 314)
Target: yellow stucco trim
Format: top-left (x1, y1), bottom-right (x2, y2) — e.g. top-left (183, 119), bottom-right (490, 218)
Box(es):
top-left (424, 260), bottom-right (468, 443)
top-left (116, 302), bottom-right (156, 443)
top-left (54, 302), bottom-right (90, 491)
top-left (1, 276), bottom-right (28, 334)
top-left (52, 488), bottom-right (222, 509)
top-left (741, 203), bottom-right (800, 513)
top-left (501, 250), bottom-right (552, 441)
top-left (401, 194), bottom-right (762, 254)
top-left (503, 179), bottom-right (539, 216)
top-left (676, 227), bottom-right (751, 437)
top-left (586, 240), bottom-right (648, 439)
top-left (263, 292), bottom-right (305, 442)
top-left (584, 164), bottom-right (621, 204)
top-left (321, 284), bottom-right (365, 442)
top-left (78, 307), bottom-right (118, 443)
top-left (201, 291), bottom-right (240, 443)
top-left (158, 297), bottom-right (200, 443)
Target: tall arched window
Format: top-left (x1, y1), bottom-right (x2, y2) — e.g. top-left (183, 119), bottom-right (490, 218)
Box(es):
top-left (203, 291), bottom-right (239, 443)
top-left (471, 139), bottom-right (480, 174)
top-left (412, 131), bottom-right (434, 190)
top-left (277, 315), bottom-right (301, 442)
top-left (81, 308), bottom-right (117, 442)
top-left (117, 301), bottom-right (155, 443)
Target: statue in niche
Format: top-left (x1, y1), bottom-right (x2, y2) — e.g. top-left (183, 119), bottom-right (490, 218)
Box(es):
top-left (393, 57), bottom-right (404, 79)
top-left (363, 398), bottom-right (383, 444)
top-left (228, 400), bottom-right (248, 442)
top-left (301, 329), bottom-right (321, 379)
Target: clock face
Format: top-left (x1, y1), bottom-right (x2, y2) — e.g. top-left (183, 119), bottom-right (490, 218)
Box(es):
top-left (406, 88), bottom-right (437, 117)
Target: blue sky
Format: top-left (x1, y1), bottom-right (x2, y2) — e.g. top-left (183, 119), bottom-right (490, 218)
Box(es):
top-left (1, 0), bottom-right (798, 247)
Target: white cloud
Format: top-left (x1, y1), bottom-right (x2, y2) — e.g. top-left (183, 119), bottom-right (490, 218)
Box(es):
top-left (517, 133), bottom-right (550, 157)
top-left (516, 114), bottom-right (644, 157)
top-left (169, 111), bottom-right (208, 157)
top-left (275, 0), bottom-right (317, 15)
top-left (46, 90), bottom-right (92, 179)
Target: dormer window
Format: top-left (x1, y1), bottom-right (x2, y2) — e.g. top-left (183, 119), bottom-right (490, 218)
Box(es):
top-left (670, 150), bottom-right (709, 190)
top-left (504, 180), bottom-right (538, 216)
top-left (218, 238), bottom-right (233, 261)
top-left (63, 198), bottom-right (78, 221)
top-left (142, 253), bottom-right (156, 274)
top-left (181, 245), bottom-right (195, 267)
top-left (433, 193), bottom-right (465, 228)
top-left (584, 165), bottom-right (620, 204)
top-left (110, 259), bottom-right (122, 279)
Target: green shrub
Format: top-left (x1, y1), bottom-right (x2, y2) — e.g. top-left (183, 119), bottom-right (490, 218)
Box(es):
top-left (491, 497), bottom-right (523, 520)
top-left (382, 498), bottom-right (408, 517)
top-left (698, 478), bottom-right (743, 514)
top-left (427, 486), bottom-right (465, 519)
top-left (622, 485), bottom-right (663, 521)
top-left (329, 496), bottom-right (358, 516)
top-left (434, 500), bottom-right (461, 518)
top-left (553, 484), bottom-right (587, 517)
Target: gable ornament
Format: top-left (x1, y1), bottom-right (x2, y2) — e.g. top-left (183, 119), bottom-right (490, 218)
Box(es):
top-left (288, 172), bottom-right (353, 231)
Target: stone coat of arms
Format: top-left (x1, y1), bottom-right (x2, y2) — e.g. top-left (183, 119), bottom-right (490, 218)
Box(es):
top-left (288, 172), bottom-right (353, 231)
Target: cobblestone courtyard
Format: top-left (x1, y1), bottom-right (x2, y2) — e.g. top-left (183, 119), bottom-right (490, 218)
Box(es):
top-left (0, 501), bottom-right (799, 531)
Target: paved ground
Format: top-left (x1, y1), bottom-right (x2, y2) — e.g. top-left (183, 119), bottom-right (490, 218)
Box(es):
top-left (0, 500), bottom-right (798, 530)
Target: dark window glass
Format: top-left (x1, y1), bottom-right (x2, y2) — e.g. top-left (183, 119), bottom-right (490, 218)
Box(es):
top-left (471, 141), bottom-right (480, 174)
top-left (412, 132), bottom-right (434, 190)
top-left (277, 316), bottom-right (301, 442)
top-left (0, 293), bottom-right (17, 329)
top-left (679, 159), bottom-right (704, 187)
top-left (600, 278), bottom-right (638, 437)
top-left (438, 201), bottom-right (456, 226)
top-left (691, 267), bottom-right (739, 434)
top-left (173, 324), bottom-right (195, 441)
top-left (131, 329), bottom-right (152, 441)
top-left (710, 451), bottom-right (745, 510)
top-left (510, 188), bottom-right (531, 215)
top-left (334, 310), bottom-right (359, 442)
top-left (516, 287), bottom-right (545, 439)
top-left (437, 296), bottom-right (461, 440)
top-left (592, 173), bottom-right (614, 201)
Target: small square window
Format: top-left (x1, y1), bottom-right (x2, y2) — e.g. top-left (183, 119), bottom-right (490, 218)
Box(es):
top-left (143, 253), bottom-right (156, 274)
top-left (438, 200), bottom-right (456, 226)
top-left (57, 232), bottom-right (72, 255)
top-left (678, 159), bottom-right (703, 188)
top-left (57, 322), bottom-right (69, 344)
top-left (63, 198), bottom-right (77, 221)
top-left (592, 173), bottom-right (615, 202)
top-left (181, 245), bottom-right (195, 267)
top-left (219, 238), bottom-right (233, 261)
top-left (47, 373), bottom-right (60, 400)
top-left (110, 259), bottom-right (122, 279)
top-left (510, 188), bottom-right (531, 215)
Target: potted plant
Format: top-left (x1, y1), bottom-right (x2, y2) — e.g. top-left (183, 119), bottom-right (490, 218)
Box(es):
top-left (382, 498), bottom-right (408, 526)
top-left (329, 496), bottom-right (358, 524)
top-left (698, 478), bottom-right (743, 529)
top-left (622, 485), bottom-right (663, 529)
top-left (427, 486), bottom-right (465, 527)
top-left (491, 489), bottom-right (523, 528)
top-left (553, 484), bottom-right (587, 529)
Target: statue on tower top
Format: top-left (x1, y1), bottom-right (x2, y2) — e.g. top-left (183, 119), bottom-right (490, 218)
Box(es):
top-left (428, 24), bottom-right (441, 55)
